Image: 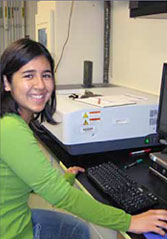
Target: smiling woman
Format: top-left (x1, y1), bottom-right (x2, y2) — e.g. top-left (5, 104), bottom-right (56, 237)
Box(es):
top-left (3, 56), bottom-right (54, 123)
top-left (0, 38), bottom-right (56, 124)
top-left (0, 39), bottom-right (167, 239)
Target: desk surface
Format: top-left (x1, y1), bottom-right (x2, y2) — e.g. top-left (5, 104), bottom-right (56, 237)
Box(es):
top-left (34, 125), bottom-right (167, 239)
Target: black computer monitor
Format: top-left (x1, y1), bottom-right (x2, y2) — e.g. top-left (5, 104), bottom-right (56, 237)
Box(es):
top-left (157, 63), bottom-right (167, 149)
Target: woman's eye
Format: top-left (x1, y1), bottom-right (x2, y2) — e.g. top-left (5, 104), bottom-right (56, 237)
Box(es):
top-left (24, 74), bottom-right (33, 79)
top-left (43, 74), bottom-right (52, 79)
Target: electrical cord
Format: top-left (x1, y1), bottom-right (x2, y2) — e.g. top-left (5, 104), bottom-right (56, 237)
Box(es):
top-left (55, 0), bottom-right (74, 73)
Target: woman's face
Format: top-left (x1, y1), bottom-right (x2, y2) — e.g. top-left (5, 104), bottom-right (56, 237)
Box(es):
top-left (4, 55), bottom-right (54, 123)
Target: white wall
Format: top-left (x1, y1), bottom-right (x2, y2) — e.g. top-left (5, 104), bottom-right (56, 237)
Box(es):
top-left (110, 1), bottom-right (167, 95)
top-left (55, 1), bottom-right (104, 86)
top-left (27, 1), bottom-right (104, 86)
top-left (25, 1), bottom-right (167, 94)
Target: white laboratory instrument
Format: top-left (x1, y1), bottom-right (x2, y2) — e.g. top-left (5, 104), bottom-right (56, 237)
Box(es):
top-left (42, 86), bottom-right (159, 155)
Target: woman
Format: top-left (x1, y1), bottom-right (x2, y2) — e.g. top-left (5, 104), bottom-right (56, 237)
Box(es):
top-left (0, 38), bottom-right (167, 239)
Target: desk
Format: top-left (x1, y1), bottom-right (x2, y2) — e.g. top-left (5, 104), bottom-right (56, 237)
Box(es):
top-left (33, 125), bottom-right (167, 239)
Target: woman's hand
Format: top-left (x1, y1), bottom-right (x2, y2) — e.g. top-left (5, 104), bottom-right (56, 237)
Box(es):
top-left (128, 209), bottom-right (167, 236)
top-left (66, 166), bottom-right (85, 175)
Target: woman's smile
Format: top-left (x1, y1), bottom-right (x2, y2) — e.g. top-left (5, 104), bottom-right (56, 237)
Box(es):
top-left (29, 93), bottom-right (47, 102)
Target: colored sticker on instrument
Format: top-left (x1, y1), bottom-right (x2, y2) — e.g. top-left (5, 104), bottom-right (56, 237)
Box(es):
top-left (83, 119), bottom-right (89, 125)
top-left (83, 112), bottom-right (89, 119)
top-left (89, 110), bottom-right (101, 121)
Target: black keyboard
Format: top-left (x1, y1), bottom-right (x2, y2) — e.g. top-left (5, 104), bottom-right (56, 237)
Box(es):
top-left (87, 161), bottom-right (159, 214)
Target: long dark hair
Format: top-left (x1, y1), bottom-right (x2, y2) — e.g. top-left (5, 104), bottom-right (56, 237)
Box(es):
top-left (0, 38), bottom-right (56, 124)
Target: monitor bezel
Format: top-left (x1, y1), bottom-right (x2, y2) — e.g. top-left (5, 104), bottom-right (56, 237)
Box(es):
top-left (156, 63), bottom-right (167, 140)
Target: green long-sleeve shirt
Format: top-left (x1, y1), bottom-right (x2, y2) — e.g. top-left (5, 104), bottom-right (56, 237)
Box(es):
top-left (0, 114), bottom-right (131, 239)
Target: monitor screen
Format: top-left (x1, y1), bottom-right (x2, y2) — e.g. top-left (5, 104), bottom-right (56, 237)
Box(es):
top-left (157, 63), bottom-right (167, 143)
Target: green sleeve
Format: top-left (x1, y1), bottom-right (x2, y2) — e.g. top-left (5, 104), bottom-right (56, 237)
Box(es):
top-left (1, 114), bottom-right (131, 232)
top-left (56, 186), bottom-right (131, 232)
top-left (64, 172), bottom-right (75, 185)
top-left (1, 115), bottom-right (74, 205)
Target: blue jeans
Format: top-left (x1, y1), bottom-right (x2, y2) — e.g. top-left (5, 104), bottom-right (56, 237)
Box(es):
top-left (32, 209), bottom-right (90, 239)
